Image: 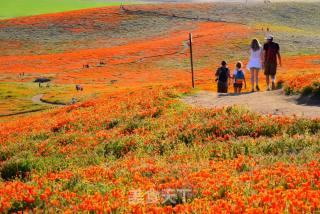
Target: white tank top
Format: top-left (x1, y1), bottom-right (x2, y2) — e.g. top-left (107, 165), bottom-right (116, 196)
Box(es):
top-left (247, 48), bottom-right (262, 69)
top-left (250, 48), bottom-right (262, 59)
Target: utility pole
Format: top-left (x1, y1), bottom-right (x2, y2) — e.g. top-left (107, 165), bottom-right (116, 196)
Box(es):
top-left (189, 33), bottom-right (195, 88)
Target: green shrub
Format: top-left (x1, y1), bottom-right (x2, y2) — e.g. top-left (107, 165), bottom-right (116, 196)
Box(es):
top-left (63, 174), bottom-right (83, 191)
top-left (0, 159), bottom-right (33, 181)
top-left (152, 108), bottom-right (162, 118)
top-left (217, 186), bottom-right (229, 199)
top-left (312, 82), bottom-right (320, 96)
top-left (104, 138), bottom-right (137, 159)
top-left (28, 132), bottom-right (49, 141)
top-left (54, 134), bottom-right (78, 146)
top-left (123, 119), bottom-right (140, 134)
top-left (288, 119), bottom-right (320, 135)
top-left (178, 132), bottom-right (194, 146)
top-left (259, 123), bottom-right (281, 137)
top-left (302, 86), bottom-right (313, 96)
top-left (105, 119), bottom-right (120, 130)
top-left (277, 80), bottom-right (284, 89)
top-left (284, 86), bottom-right (294, 95)
top-left (0, 150), bottom-right (10, 162)
top-left (8, 201), bottom-right (36, 213)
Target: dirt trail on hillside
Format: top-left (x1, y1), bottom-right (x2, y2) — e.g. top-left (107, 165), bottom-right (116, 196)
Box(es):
top-left (31, 94), bottom-right (66, 106)
top-left (31, 94), bottom-right (45, 105)
top-left (182, 90), bottom-right (320, 118)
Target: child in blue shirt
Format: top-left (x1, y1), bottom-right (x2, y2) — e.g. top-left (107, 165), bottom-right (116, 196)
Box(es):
top-left (233, 62), bottom-right (247, 94)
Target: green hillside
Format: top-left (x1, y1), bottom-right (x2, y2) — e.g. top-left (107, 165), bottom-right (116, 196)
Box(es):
top-left (0, 0), bottom-right (129, 19)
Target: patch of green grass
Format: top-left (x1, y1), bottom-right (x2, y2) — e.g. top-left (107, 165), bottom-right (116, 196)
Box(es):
top-left (0, 157), bottom-right (33, 181)
top-left (0, 82), bottom-right (73, 116)
top-left (0, 0), bottom-right (135, 19)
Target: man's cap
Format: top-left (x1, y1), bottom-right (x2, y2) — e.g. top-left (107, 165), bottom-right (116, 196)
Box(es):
top-left (266, 35), bottom-right (273, 40)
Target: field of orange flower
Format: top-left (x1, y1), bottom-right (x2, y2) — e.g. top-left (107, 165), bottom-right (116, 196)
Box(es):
top-left (0, 2), bottom-right (320, 213)
top-left (0, 4), bottom-right (257, 115)
top-left (1, 84), bottom-right (320, 213)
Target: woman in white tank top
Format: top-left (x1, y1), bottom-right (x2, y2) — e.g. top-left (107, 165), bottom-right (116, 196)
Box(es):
top-left (247, 39), bottom-right (263, 92)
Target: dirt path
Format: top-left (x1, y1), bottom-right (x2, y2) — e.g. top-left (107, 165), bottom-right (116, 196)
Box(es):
top-left (31, 94), bottom-right (45, 105)
top-left (182, 90), bottom-right (320, 118)
top-left (31, 94), bottom-right (66, 106)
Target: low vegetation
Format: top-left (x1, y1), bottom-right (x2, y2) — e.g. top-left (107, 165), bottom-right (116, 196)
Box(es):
top-left (0, 85), bottom-right (319, 212)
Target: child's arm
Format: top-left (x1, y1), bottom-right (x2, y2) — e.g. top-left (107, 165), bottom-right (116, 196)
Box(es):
top-left (227, 69), bottom-right (231, 85)
top-left (215, 68), bottom-right (219, 77)
top-left (228, 69), bottom-right (232, 79)
top-left (229, 74), bottom-right (234, 84)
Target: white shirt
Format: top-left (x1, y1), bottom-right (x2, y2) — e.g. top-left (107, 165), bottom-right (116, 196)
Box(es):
top-left (247, 48), bottom-right (262, 69)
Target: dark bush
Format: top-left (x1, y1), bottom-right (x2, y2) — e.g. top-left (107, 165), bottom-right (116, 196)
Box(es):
top-left (123, 119), bottom-right (140, 134)
top-left (104, 138), bottom-right (136, 159)
top-left (302, 86), bottom-right (313, 96)
top-left (288, 119), bottom-right (320, 135)
top-left (277, 80), bottom-right (284, 89)
top-left (312, 82), bottom-right (320, 96)
top-left (8, 201), bottom-right (36, 213)
top-left (178, 133), bottom-right (194, 146)
top-left (106, 119), bottom-right (120, 130)
top-left (0, 150), bottom-right (10, 162)
top-left (0, 159), bottom-right (32, 181)
top-left (63, 174), bottom-right (82, 191)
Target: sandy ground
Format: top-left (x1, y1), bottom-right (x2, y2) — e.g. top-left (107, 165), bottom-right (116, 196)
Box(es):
top-left (182, 90), bottom-right (320, 118)
top-left (31, 94), bottom-right (45, 105)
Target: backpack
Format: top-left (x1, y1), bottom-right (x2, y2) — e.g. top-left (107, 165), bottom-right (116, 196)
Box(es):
top-left (235, 70), bottom-right (244, 83)
top-left (218, 67), bottom-right (229, 82)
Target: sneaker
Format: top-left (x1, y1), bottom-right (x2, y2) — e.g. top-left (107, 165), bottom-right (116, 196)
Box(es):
top-left (251, 89), bottom-right (254, 93)
top-left (272, 82), bottom-right (276, 90)
top-left (256, 85), bottom-right (260, 91)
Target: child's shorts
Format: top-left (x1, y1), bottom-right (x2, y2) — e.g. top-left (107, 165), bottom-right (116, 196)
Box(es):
top-left (218, 81), bottom-right (228, 93)
top-left (234, 83), bottom-right (243, 88)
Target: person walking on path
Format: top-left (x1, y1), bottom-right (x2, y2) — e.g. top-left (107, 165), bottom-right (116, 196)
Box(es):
top-left (247, 39), bottom-right (263, 92)
top-left (263, 35), bottom-right (282, 90)
top-left (233, 62), bottom-right (246, 94)
top-left (215, 61), bottom-right (232, 93)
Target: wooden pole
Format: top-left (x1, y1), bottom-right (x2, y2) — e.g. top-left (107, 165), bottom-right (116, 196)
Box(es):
top-left (189, 33), bottom-right (195, 88)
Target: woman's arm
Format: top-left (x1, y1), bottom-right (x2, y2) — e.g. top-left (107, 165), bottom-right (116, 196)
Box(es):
top-left (260, 48), bottom-right (264, 68)
top-left (262, 45), bottom-right (267, 69)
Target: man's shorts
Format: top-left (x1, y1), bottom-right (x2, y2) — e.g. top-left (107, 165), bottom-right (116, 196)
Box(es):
top-left (233, 83), bottom-right (243, 89)
top-left (264, 63), bottom-right (277, 76)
